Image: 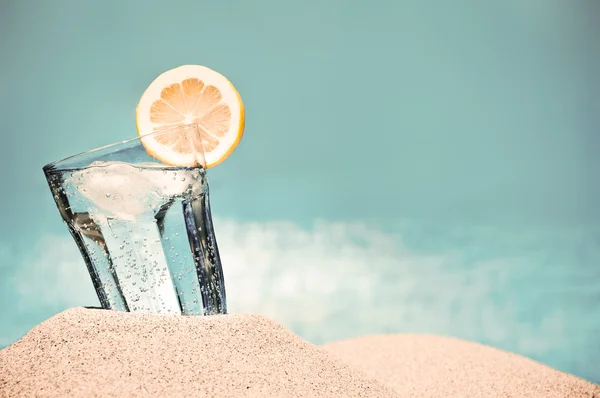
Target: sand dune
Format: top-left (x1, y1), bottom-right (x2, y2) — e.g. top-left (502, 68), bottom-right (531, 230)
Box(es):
top-left (1, 308), bottom-right (598, 397)
top-left (324, 334), bottom-right (600, 397)
top-left (0, 308), bottom-right (396, 397)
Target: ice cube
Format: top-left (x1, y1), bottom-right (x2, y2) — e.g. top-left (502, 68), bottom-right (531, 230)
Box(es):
top-left (68, 161), bottom-right (193, 220)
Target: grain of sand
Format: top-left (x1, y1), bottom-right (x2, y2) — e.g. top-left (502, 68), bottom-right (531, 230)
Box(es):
top-left (324, 334), bottom-right (600, 398)
top-left (0, 308), bottom-right (397, 398)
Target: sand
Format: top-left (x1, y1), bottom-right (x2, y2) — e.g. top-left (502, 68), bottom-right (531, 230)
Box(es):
top-left (324, 334), bottom-right (600, 397)
top-left (0, 308), bottom-right (397, 398)
top-left (1, 309), bottom-right (598, 398)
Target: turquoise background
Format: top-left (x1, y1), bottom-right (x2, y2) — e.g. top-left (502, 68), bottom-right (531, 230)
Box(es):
top-left (1, 0), bottom-right (599, 383)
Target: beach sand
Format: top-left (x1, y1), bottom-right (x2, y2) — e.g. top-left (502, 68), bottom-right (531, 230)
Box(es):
top-left (1, 308), bottom-right (598, 397)
top-left (0, 308), bottom-right (397, 398)
top-left (324, 334), bottom-right (600, 397)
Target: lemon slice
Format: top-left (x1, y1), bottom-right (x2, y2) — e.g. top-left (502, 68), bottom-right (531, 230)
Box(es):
top-left (136, 65), bottom-right (244, 168)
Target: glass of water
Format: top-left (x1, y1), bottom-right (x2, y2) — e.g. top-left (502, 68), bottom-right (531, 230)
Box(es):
top-left (43, 124), bottom-right (226, 316)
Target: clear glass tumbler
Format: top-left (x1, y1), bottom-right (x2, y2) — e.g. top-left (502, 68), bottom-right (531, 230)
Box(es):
top-left (43, 124), bottom-right (226, 315)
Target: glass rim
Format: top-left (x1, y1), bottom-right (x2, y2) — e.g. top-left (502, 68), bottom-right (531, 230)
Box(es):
top-left (43, 124), bottom-right (201, 172)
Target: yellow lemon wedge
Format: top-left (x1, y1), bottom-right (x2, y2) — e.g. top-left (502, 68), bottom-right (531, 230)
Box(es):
top-left (136, 65), bottom-right (244, 168)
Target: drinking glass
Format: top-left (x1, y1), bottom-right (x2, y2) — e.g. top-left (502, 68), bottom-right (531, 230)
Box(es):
top-left (43, 124), bottom-right (226, 315)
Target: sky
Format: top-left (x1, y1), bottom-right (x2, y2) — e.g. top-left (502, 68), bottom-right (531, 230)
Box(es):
top-left (1, 0), bottom-right (599, 384)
